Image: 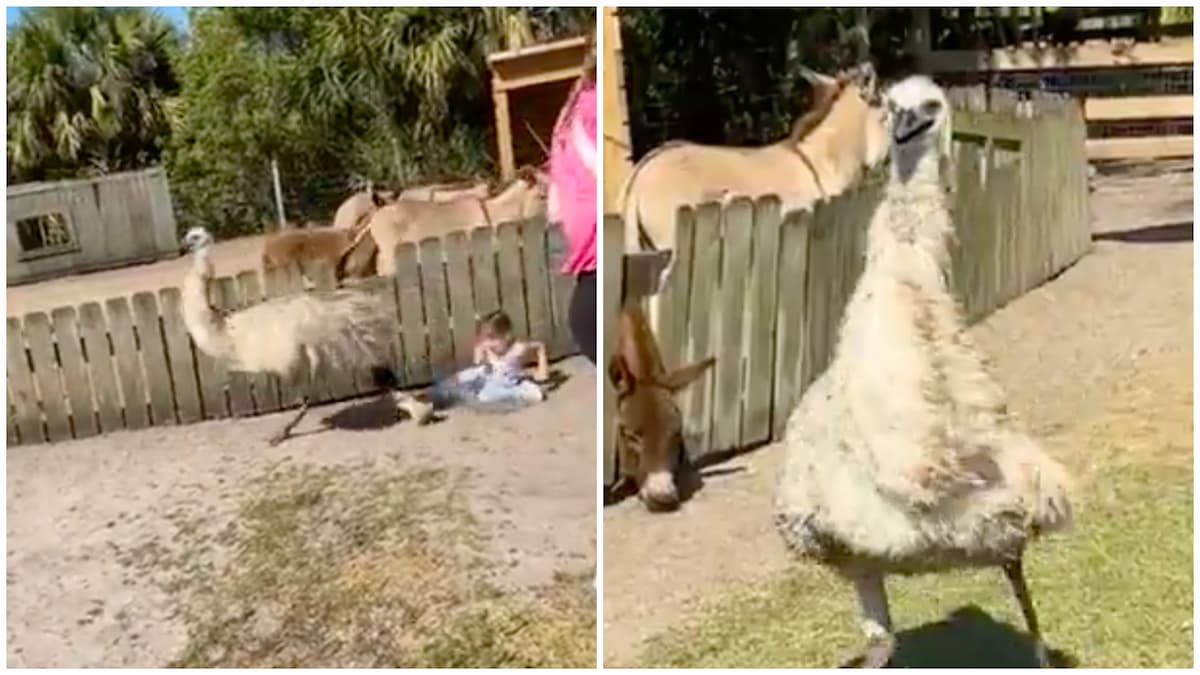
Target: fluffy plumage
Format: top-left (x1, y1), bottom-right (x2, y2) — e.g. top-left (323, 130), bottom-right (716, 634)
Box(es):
top-left (773, 76), bottom-right (1070, 667)
top-left (180, 227), bottom-right (429, 444)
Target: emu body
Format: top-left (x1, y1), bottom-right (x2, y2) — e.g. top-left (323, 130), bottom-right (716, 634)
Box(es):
top-left (773, 76), bottom-right (1071, 667)
top-left (181, 227), bottom-right (431, 444)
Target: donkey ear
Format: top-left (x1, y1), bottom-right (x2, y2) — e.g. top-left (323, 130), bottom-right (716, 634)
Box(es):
top-left (371, 191), bottom-right (387, 208)
top-left (660, 356), bottom-right (715, 393)
top-left (608, 355), bottom-right (636, 396)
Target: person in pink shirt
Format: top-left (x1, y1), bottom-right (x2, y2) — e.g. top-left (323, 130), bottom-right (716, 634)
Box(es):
top-left (548, 45), bottom-right (597, 364)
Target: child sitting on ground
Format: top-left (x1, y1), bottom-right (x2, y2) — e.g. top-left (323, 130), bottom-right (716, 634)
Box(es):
top-left (429, 310), bottom-right (550, 410)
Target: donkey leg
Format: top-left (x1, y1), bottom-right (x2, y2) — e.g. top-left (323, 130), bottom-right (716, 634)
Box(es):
top-left (1002, 557), bottom-right (1050, 667)
top-left (851, 571), bottom-right (895, 668)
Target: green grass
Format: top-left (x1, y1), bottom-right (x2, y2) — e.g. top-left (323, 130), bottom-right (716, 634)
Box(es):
top-left (636, 362), bottom-right (1194, 668)
top-left (119, 461), bottom-right (594, 668)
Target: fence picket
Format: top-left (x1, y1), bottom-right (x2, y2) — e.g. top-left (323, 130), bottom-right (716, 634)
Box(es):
top-left (7, 318), bottom-right (42, 442)
top-left (470, 228), bottom-right (501, 317)
top-left (395, 243), bottom-right (430, 384)
top-left (104, 298), bottom-right (151, 429)
top-left (444, 231), bottom-right (477, 367)
top-left (157, 288), bottom-right (203, 423)
top-left (24, 312), bottom-right (72, 441)
top-left (51, 306), bottom-right (98, 438)
top-left (521, 218), bottom-right (554, 351)
top-left (659, 207), bottom-right (695, 370)
top-left (771, 211), bottom-right (811, 435)
top-left (743, 197), bottom-right (782, 447)
top-left (712, 198), bottom-right (753, 453)
top-left (419, 238), bottom-right (455, 379)
top-left (131, 292), bottom-right (176, 425)
top-left (496, 222), bottom-right (529, 339)
top-left (682, 202), bottom-right (722, 457)
top-left (547, 225), bottom-right (577, 359)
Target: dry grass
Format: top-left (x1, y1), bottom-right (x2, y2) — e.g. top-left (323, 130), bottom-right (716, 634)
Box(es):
top-left (117, 461), bottom-right (594, 668)
top-left (636, 354), bottom-right (1193, 668)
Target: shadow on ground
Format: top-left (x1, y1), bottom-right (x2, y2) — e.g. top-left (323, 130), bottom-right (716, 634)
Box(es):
top-left (840, 605), bottom-right (1077, 668)
top-left (602, 442), bottom-right (753, 509)
top-left (319, 393), bottom-right (444, 431)
top-left (1093, 221), bottom-right (1192, 244)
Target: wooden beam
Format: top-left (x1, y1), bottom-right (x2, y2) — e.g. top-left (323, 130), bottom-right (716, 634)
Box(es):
top-left (492, 83), bottom-right (515, 181)
top-left (1084, 95), bottom-right (1193, 121)
top-left (1086, 135), bottom-right (1193, 160)
top-left (929, 36), bottom-right (1193, 72)
top-left (491, 67), bottom-right (581, 93)
top-left (602, 6), bottom-right (634, 215)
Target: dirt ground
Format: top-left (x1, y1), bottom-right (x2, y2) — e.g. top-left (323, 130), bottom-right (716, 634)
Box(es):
top-left (602, 160), bottom-right (1194, 665)
top-left (7, 357), bottom-right (596, 667)
top-left (7, 233), bottom-right (267, 316)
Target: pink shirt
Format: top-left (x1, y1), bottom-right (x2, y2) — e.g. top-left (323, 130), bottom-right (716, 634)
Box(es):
top-left (549, 81), bottom-right (597, 274)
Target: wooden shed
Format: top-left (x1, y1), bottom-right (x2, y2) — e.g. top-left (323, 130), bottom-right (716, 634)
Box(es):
top-left (487, 35), bottom-right (589, 181)
top-left (6, 167), bottom-right (178, 286)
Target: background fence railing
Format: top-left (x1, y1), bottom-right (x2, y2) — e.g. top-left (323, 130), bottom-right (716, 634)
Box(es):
top-left (602, 87), bottom-right (1090, 485)
top-left (7, 218), bottom-right (577, 447)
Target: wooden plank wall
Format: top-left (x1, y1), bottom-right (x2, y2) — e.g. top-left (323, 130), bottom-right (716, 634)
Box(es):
top-left (7, 167), bottom-right (179, 286)
top-left (6, 218), bottom-right (577, 447)
top-left (928, 36), bottom-right (1193, 161)
top-left (602, 89), bottom-right (1092, 478)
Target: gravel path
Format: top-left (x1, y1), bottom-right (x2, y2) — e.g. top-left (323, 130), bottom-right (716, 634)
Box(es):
top-left (7, 357), bottom-right (596, 668)
top-left (601, 161), bottom-right (1193, 665)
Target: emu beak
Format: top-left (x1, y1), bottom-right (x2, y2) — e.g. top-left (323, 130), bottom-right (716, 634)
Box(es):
top-left (892, 108), bottom-right (933, 145)
top-left (179, 241), bottom-right (190, 256)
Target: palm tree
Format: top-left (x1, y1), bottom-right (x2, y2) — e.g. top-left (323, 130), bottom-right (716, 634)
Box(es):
top-left (7, 7), bottom-right (180, 182)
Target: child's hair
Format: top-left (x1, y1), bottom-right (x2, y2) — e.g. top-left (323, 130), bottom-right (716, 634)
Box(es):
top-left (475, 310), bottom-right (514, 340)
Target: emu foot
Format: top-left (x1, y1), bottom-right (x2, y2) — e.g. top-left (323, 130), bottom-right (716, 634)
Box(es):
top-left (1034, 641), bottom-right (1050, 668)
top-left (267, 430), bottom-right (290, 447)
top-left (860, 633), bottom-right (895, 668)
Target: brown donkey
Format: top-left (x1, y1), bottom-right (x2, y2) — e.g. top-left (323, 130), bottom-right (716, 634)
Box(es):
top-left (609, 303), bottom-right (714, 511)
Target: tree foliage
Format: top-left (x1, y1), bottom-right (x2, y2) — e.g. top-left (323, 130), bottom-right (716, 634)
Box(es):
top-left (166, 7), bottom-right (592, 236)
top-left (7, 7), bottom-right (181, 182)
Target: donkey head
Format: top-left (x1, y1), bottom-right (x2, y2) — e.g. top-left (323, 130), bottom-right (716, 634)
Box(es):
top-left (609, 305), bottom-right (715, 511)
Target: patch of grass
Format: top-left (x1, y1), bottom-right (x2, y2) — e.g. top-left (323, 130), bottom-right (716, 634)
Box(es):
top-left (142, 461), bottom-right (593, 668)
top-left (635, 358), bottom-right (1193, 668)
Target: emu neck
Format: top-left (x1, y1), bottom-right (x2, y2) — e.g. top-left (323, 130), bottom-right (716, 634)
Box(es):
top-left (792, 94), bottom-right (869, 196)
top-left (181, 250), bottom-right (234, 360)
top-left (865, 149), bottom-right (953, 286)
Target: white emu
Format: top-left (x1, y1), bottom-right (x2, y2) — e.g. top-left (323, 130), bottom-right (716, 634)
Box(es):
top-left (179, 227), bottom-right (432, 445)
top-left (773, 76), bottom-right (1071, 668)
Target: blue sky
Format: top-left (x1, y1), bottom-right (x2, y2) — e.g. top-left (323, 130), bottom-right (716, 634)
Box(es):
top-left (7, 6), bottom-right (190, 31)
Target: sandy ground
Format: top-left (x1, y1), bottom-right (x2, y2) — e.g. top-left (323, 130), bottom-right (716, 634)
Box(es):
top-left (7, 357), bottom-right (596, 668)
top-left (7, 234), bottom-right (267, 316)
top-left (601, 161), bottom-right (1193, 664)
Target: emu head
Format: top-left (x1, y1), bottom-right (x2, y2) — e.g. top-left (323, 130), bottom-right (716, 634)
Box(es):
top-left (882, 75), bottom-right (952, 184)
top-left (179, 226), bottom-right (215, 256)
top-left (609, 306), bottom-right (715, 511)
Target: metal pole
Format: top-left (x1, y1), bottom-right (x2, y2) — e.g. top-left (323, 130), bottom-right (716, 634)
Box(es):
top-left (271, 157), bottom-right (286, 229)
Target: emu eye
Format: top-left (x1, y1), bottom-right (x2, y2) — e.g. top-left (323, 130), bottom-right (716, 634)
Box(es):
top-left (920, 99), bottom-right (943, 117)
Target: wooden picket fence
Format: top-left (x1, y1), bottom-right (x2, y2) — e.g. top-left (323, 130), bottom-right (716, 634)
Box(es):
top-left (602, 87), bottom-right (1090, 484)
top-left (7, 218), bottom-right (577, 447)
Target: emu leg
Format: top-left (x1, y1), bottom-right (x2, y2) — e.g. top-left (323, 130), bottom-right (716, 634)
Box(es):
top-left (851, 571), bottom-right (895, 668)
top-left (268, 395), bottom-right (309, 446)
top-left (1002, 557), bottom-right (1050, 667)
